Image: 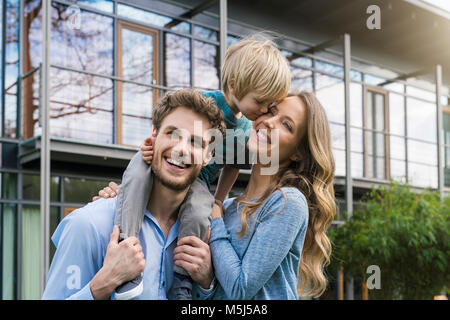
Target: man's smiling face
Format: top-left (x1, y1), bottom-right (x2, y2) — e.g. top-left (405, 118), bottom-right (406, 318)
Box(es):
top-left (151, 105), bottom-right (213, 191)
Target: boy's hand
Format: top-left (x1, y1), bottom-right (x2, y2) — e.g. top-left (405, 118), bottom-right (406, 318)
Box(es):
top-left (140, 132), bottom-right (156, 165)
top-left (93, 181), bottom-right (120, 201)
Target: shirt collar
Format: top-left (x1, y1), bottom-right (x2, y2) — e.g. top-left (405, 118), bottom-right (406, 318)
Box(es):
top-left (144, 210), bottom-right (180, 248)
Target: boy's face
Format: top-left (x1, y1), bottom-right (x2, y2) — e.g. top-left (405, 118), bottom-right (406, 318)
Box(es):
top-left (228, 88), bottom-right (274, 121)
top-left (151, 106), bottom-right (213, 191)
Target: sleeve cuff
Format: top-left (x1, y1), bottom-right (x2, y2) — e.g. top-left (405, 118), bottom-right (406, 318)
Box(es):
top-left (66, 281), bottom-right (95, 300)
top-left (192, 278), bottom-right (217, 300)
top-left (209, 218), bottom-right (230, 243)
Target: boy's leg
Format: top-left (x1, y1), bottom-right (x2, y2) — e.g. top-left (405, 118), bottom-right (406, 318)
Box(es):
top-left (113, 150), bottom-right (152, 300)
top-left (175, 177), bottom-right (214, 275)
top-left (168, 177), bottom-right (214, 300)
top-left (114, 150), bottom-right (153, 240)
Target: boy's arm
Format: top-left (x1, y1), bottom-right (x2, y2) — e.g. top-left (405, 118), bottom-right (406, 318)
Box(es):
top-left (214, 165), bottom-right (240, 202)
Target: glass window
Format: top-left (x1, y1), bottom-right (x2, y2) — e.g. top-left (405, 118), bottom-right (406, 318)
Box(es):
top-left (333, 149), bottom-right (345, 177)
top-left (21, 205), bottom-right (41, 300)
top-left (351, 152), bottom-right (364, 178)
top-left (350, 83), bottom-right (363, 127)
top-left (445, 146), bottom-right (450, 187)
top-left (4, 0), bottom-right (20, 138)
top-left (227, 35), bottom-right (240, 46)
top-left (384, 82), bottom-right (404, 93)
top-left (407, 98), bottom-right (437, 143)
top-left (390, 159), bottom-right (406, 183)
top-left (315, 60), bottom-right (343, 77)
top-left (2, 172), bottom-right (17, 199)
top-left (389, 93), bottom-right (405, 136)
top-left (118, 3), bottom-right (190, 33)
top-left (351, 128), bottom-right (363, 153)
top-left (407, 140), bottom-right (437, 166)
top-left (50, 206), bottom-right (60, 263)
top-left (444, 111), bottom-right (450, 146)
top-left (51, 3), bottom-right (113, 75)
top-left (118, 24), bottom-right (158, 146)
top-left (390, 136), bottom-right (405, 160)
top-left (193, 25), bottom-right (217, 41)
top-left (350, 70), bottom-right (362, 81)
top-left (330, 123), bottom-right (345, 150)
top-left (24, 0), bottom-right (43, 73)
top-left (2, 203), bottom-right (17, 300)
top-left (1, 142), bottom-right (18, 169)
top-left (22, 174), bottom-right (59, 201)
top-left (193, 41), bottom-right (219, 90)
top-left (406, 85), bottom-right (436, 102)
top-left (66, 0), bottom-right (113, 13)
top-left (315, 74), bottom-right (345, 124)
top-left (291, 66), bottom-right (313, 93)
top-left (408, 163), bottom-right (438, 189)
top-left (48, 68), bottom-right (113, 144)
top-left (164, 33), bottom-right (191, 89)
top-left (63, 177), bottom-right (111, 204)
top-left (364, 74), bottom-right (385, 86)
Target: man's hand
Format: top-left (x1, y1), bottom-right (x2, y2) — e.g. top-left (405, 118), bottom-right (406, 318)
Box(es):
top-left (173, 229), bottom-right (214, 290)
top-left (90, 225), bottom-right (145, 299)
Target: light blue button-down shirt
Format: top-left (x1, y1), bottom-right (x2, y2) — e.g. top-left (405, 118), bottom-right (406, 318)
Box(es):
top-left (42, 197), bottom-right (191, 300)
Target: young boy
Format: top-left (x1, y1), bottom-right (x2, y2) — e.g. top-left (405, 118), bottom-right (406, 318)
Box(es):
top-left (112, 36), bottom-right (291, 300)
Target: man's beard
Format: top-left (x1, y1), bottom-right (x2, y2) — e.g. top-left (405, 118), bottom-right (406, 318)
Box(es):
top-left (152, 161), bottom-right (201, 191)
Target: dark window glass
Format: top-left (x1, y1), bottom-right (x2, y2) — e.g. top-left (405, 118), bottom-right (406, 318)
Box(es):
top-left (22, 174), bottom-right (59, 201)
top-left (1, 142), bottom-right (18, 168)
top-left (2, 172), bottom-right (17, 199)
top-left (63, 177), bottom-right (110, 204)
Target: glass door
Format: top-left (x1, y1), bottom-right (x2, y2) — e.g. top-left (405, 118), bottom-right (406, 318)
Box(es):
top-left (117, 21), bottom-right (159, 146)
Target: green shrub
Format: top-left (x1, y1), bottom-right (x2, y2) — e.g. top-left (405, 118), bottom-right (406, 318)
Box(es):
top-left (328, 182), bottom-right (450, 299)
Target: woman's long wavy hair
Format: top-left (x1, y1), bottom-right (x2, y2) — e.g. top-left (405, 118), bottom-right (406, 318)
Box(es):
top-left (235, 91), bottom-right (336, 298)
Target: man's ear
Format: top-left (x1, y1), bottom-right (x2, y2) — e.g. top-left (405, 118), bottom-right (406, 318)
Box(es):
top-left (202, 147), bottom-right (214, 167)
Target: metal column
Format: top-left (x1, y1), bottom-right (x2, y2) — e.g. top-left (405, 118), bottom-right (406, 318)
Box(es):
top-left (436, 65), bottom-right (444, 199)
top-left (343, 33), bottom-right (354, 300)
top-left (40, 0), bottom-right (51, 296)
top-left (219, 0), bottom-right (227, 67)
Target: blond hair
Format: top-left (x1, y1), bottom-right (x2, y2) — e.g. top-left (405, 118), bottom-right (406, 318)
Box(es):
top-left (235, 92), bottom-right (336, 298)
top-left (221, 34), bottom-right (291, 103)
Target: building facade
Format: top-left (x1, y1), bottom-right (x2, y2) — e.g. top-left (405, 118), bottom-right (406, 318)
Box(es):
top-left (0, 0), bottom-right (449, 300)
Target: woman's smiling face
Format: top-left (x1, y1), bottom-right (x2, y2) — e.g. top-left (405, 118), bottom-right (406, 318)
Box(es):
top-left (247, 96), bottom-right (308, 169)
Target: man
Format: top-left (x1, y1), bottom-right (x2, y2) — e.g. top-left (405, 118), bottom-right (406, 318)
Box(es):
top-left (42, 89), bottom-right (226, 299)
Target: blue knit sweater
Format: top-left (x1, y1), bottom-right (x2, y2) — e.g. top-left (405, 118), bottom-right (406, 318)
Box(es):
top-left (206, 187), bottom-right (309, 300)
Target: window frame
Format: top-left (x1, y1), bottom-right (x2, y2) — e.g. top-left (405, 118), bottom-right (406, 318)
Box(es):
top-left (116, 20), bottom-right (160, 146)
top-left (363, 85), bottom-right (390, 180)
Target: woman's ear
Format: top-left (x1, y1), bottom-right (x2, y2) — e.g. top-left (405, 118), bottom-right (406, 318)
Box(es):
top-left (290, 151), bottom-right (302, 162)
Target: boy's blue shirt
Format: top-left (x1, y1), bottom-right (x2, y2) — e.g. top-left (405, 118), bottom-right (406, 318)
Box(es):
top-left (199, 90), bottom-right (253, 189)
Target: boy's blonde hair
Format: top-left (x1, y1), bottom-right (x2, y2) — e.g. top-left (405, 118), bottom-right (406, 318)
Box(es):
top-left (221, 34), bottom-right (291, 103)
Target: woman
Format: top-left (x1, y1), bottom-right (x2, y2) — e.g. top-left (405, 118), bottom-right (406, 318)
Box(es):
top-left (96, 92), bottom-right (336, 299)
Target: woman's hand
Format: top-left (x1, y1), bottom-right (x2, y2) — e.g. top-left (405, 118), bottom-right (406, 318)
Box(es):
top-left (92, 182), bottom-right (120, 201)
top-left (210, 200), bottom-right (224, 220)
top-left (173, 229), bottom-right (214, 290)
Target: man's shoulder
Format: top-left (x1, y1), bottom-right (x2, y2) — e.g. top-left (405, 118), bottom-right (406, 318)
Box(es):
top-left (60, 198), bottom-right (117, 242)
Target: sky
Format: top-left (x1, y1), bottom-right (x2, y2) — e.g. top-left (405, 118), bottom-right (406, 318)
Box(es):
top-left (421, 0), bottom-right (450, 13)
